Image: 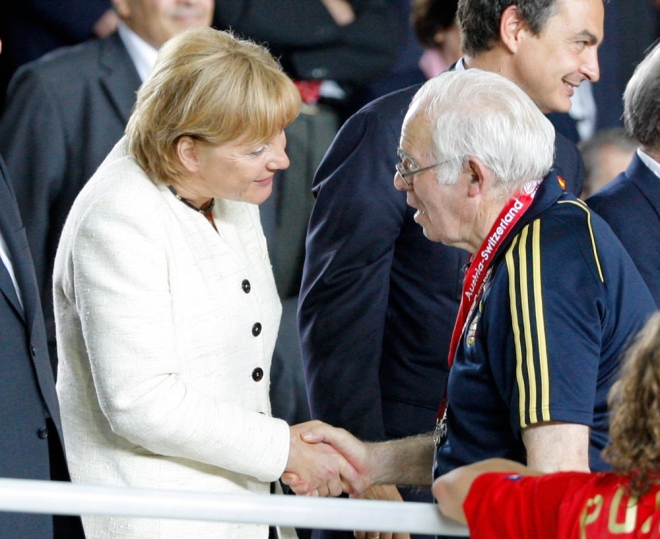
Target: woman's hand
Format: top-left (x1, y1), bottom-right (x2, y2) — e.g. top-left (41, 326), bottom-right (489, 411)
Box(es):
top-left (284, 421), bottom-right (369, 496)
top-left (283, 421), bottom-right (373, 496)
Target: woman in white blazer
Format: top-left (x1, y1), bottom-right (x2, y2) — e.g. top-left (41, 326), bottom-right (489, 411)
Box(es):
top-left (53, 27), bottom-right (358, 539)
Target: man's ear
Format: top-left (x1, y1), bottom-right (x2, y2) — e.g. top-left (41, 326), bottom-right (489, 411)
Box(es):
top-left (176, 136), bottom-right (200, 174)
top-left (499, 5), bottom-right (529, 54)
top-left (465, 157), bottom-right (490, 197)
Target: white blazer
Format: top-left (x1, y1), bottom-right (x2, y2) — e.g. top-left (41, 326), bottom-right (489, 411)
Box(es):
top-left (55, 138), bottom-right (293, 539)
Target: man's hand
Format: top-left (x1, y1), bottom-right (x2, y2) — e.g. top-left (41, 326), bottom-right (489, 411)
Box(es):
top-left (93, 9), bottom-right (120, 38)
top-left (283, 424), bottom-right (435, 496)
top-left (351, 485), bottom-right (411, 539)
top-left (282, 422), bottom-right (373, 496)
top-left (283, 421), bottom-right (367, 497)
top-left (320, 0), bottom-right (356, 26)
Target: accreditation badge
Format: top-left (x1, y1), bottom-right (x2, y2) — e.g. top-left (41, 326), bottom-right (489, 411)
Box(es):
top-left (433, 412), bottom-right (448, 448)
top-left (466, 312), bottom-right (480, 347)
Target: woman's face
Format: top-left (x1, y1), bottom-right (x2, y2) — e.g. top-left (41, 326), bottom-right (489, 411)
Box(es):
top-left (179, 130), bottom-right (290, 206)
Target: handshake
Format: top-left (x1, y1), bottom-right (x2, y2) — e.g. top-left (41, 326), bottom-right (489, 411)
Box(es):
top-left (282, 421), bottom-right (373, 498)
top-left (281, 420), bottom-right (434, 498)
top-left (282, 422), bottom-right (434, 539)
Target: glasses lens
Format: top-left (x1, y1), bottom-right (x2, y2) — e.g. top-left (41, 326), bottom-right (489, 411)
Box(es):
top-left (397, 150), bottom-right (416, 176)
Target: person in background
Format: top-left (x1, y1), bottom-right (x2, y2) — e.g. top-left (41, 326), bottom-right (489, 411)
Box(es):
top-left (0, 1), bottom-right (118, 106)
top-left (214, 0), bottom-right (400, 428)
top-left (287, 68), bottom-right (655, 538)
top-left (579, 127), bottom-right (636, 199)
top-left (298, 3), bottom-right (595, 537)
top-left (411, 0), bottom-right (461, 79)
top-left (433, 310), bottom-right (660, 538)
top-left (54, 27), bottom-right (362, 539)
top-left (0, 0), bottom-right (214, 371)
top-left (587, 40), bottom-right (660, 307)
top-left (342, 0), bottom-right (427, 122)
top-left (215, 0), bottom-right (400, 299)
top-left (0, 35), bottom-right (85, 539)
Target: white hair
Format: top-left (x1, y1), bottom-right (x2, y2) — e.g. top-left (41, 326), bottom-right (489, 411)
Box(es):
top-left (405, 69), bottom-right (555, 193)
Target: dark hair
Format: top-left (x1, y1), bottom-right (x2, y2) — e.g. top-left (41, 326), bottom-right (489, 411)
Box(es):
top-left (412, 0), bottom-right (460, 48)
top-left (457, 0), bottom-right (559, 56)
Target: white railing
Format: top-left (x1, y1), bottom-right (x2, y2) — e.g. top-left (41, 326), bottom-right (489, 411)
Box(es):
top-left (0, 478), bottom-right (468, 536)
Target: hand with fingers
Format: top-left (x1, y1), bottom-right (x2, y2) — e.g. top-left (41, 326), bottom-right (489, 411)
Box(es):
top-left (282, 421), bottom-right (373, 496)
top-left (351, 485), bottom-right (411, 539)
top-left (320, 0), bottom-right (356, 26)
top-left (284, 421), bottom-right (367, 497)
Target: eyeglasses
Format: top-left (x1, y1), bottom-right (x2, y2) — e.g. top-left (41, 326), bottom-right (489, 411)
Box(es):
top-left (395, 148), bottom-right (442, 187)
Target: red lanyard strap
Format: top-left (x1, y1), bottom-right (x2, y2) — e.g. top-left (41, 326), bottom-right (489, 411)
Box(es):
top-left (434, 179), bottom-right (541, 445)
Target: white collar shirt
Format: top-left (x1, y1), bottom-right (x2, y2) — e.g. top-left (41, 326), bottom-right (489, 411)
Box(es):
top-left (637, 148), bottom-right (660, 180)
top-left (0, 231), bottom-right (24, 312)
top-left (117, 21), bottom-right (159, 82)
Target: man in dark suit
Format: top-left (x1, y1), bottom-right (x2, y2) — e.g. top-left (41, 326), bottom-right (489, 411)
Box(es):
top-left (0, 1), bottom-right (117, 107)
top-left (587, 40), bottom-right (660, 307)
top-left (0, 0), bottom-right (213, 368)
top-left (0, 153), bottom-right (84, 537)
top-left (299, 1), bottom-right (599, 536)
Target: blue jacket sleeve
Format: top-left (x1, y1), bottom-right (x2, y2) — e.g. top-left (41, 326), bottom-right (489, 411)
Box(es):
top-left (298, 97), bottom-right (408, 440)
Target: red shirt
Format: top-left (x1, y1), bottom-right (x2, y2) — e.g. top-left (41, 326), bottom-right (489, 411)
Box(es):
top-left (464, 471), bottom-right (660, 538)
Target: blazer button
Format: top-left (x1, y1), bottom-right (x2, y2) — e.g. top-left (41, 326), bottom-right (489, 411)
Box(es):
top-left (37, 426), bottom-right (49, 439)
top-left (252, 368), bottom-right (264, 382)
top-left (252, 322), bottom-right (262, 336)
top-left (31, 345), bottom-right (37, 357)
top-left (242, 279), bottom-right (251, 293)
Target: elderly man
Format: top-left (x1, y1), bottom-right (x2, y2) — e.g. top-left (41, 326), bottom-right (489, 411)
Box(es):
top-left (286, 69), bottom-right (655, 513)
top-left (433, 311), bottom-right (660, 538)
top-left (299, 1), bottom-right (601, 531)
top-left (587, 41), bottom-right (660, 306)
top-left (0, 0), bottom-right (214, 367)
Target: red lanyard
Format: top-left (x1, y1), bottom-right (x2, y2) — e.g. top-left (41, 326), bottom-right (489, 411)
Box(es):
top-left (434, 179), bottom-right (541, 445)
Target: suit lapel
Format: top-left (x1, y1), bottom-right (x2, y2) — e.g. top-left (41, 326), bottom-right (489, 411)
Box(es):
top-left (628, 154), bottom-right (660, 218)
top-left (98, 33), bottom-right (142, 125)
top-left (0, 161), bottom-right (29, 322)
top-left (0, 254), bottom-right (23, 320)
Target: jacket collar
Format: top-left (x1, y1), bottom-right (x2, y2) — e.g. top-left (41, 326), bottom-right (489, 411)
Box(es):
top-left (99, 32), bottom-right (143, 125)
top-left (625, 152), bottom-right (660, 218)
top-left (490, 169), bottom-right (566, 266)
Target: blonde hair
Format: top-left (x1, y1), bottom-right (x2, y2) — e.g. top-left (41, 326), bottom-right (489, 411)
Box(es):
top-left (126, 27), bottom-right (301, 185)
top-left (604, 312), bottom-right (660, 496)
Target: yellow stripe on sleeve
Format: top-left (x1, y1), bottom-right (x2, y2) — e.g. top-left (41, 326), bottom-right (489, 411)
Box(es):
top-left (506, 235), bottom-right (527, 428)
top-left (517, 225), bottom-right (538, 424)
top-left (531, 220), bottom-right (551, 421)
top-left (558, 200), bottom-right (604, 282)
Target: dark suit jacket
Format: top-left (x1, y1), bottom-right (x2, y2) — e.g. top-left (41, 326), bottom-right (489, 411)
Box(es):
top-left (587, 152), bottom-right (660, 307)
top-left (1, 1), bottom-right (111, 78)
top-left (0, 156), bottom-right (84, 539)
top-left (298, 82), bottom-right (585, 539)
top-left (214, 0), bottom-right (399, 84)
top-left (0, 32), bottom-right (141, 366)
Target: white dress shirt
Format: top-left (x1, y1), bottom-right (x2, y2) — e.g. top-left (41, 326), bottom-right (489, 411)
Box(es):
top-left (0, 231), bottom-right (23, 311)
top-left (637, 148), bottom-right (660, 179)
top-left (117, 21), bottom-right (159, 82)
